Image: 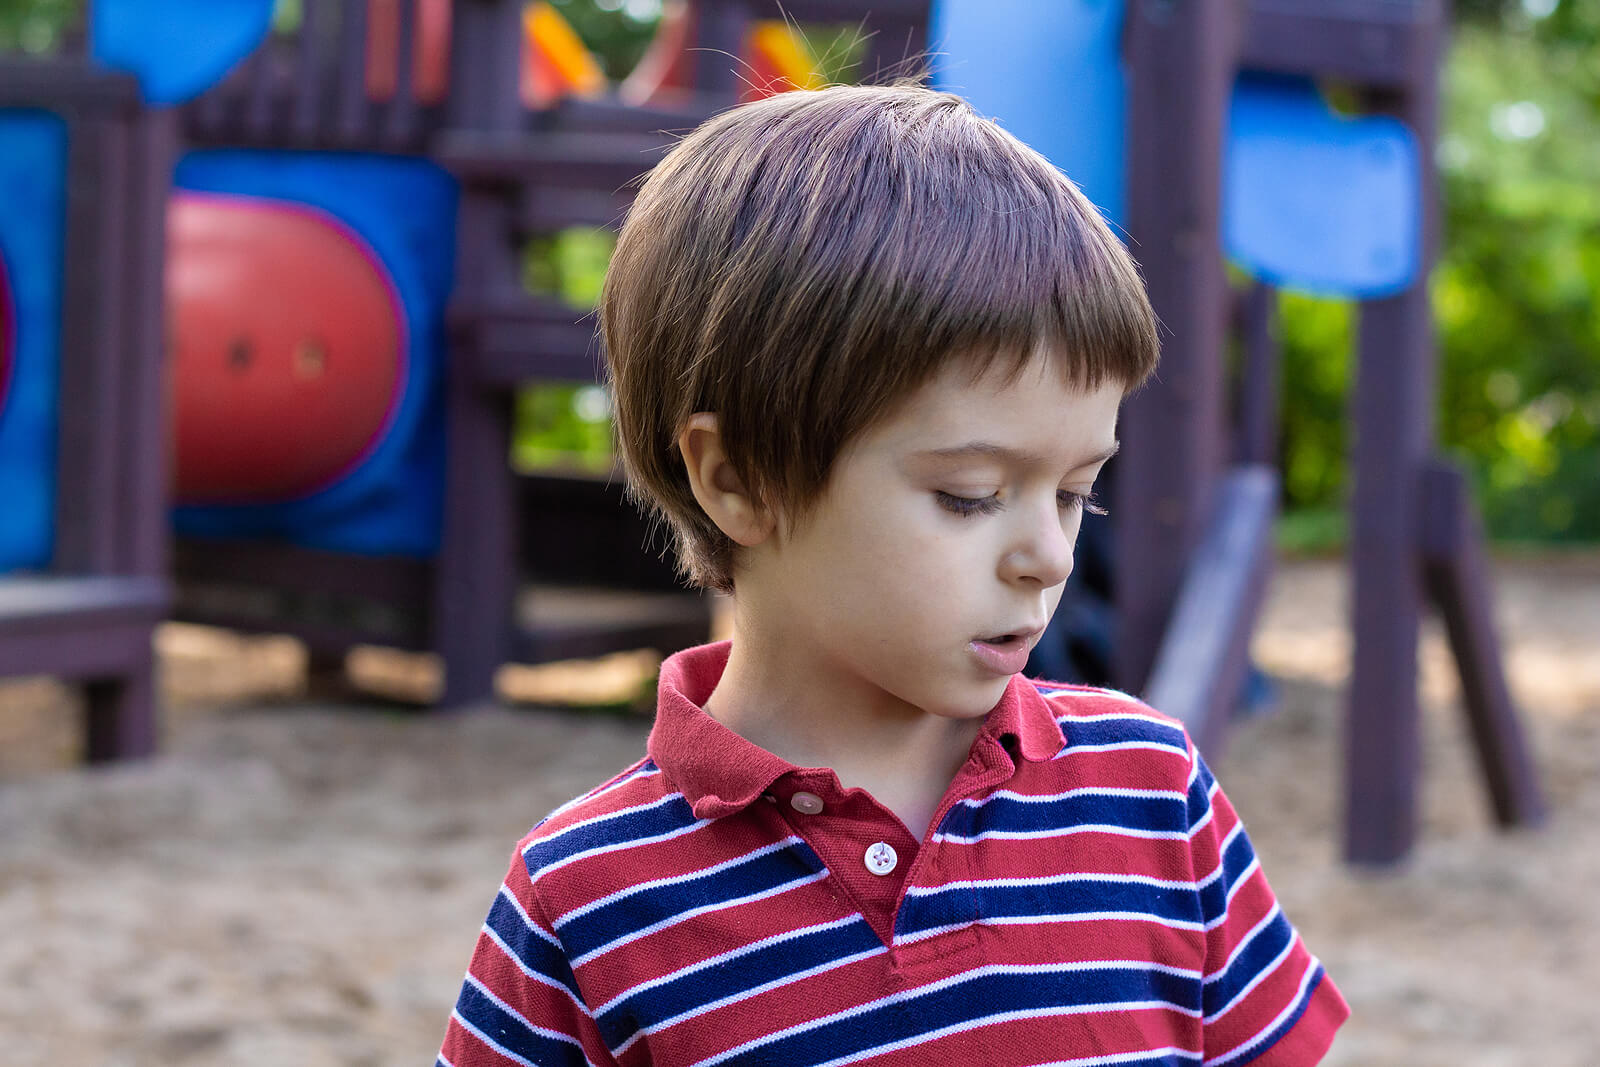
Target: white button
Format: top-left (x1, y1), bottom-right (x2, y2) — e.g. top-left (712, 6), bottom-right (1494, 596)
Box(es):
top-left (864, 842), bottom-right (898, 876)
top-left (790, 791), bottom-right (824, 815)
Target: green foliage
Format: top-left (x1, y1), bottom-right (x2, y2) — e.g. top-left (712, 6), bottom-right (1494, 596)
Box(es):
top-left (546, 0), bottom-right (661, 81)
top-left (0, 0), bottom-right (77, 53)
top-left (514, 228), bottom-right (618, 470)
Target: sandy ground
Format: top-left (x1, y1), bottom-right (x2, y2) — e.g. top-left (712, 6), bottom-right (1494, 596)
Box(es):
top-left (1, 554), bottom-right (1598, 1065)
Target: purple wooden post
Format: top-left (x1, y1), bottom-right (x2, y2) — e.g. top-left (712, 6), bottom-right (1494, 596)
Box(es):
top-left (292, 0), bottom-right (333, 140)
top-left (1116, 0), bottom-right (1240, 695)
top-left (54, 113), bottom-right (128, 575)
top-left (336, 0), bottom-right (371, 142)
top-left (1345, 4), bottom-right (1445, 865)
top-left (385, 0), bottom-right (421, 145)
top-left (1236, 281), bottom-right (1279, 467)
top-left (448, 0), bottom-right (523, 132)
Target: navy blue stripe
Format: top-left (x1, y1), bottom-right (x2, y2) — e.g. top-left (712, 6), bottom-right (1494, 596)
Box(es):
top-left (454, 979), bottom-right (589, 1067)
top-left (938, 791), bottom-right (1189, 840)
top-left (1187, 756), bottom-right (1217, 833)
top-left (1227, 964), bottom-right (1326, 1066)
top-left (899, 876), bottom-right (1202, 939)
top-left (716, 966), bottom-right (1202, 1067)
top-left (1060, 716), bottom-right (1188, 752)
top-left (485, 892), bottom-right (582, 1000)
top-left (1202, 910), bottom-right (1295, 1018)
top-left (523, 794), bottom-right (699, 876)
top-left (596, 918), bottom-right (882, 1049)
top-left (557, 842), bottom-right (826, 960)
top-left (1198, 825), bottom-right (1258, 927)
top-left (895, 880), bottom-right (976, 938)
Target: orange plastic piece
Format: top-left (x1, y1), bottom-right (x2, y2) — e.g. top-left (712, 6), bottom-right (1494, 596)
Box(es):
top-left (520, 1), bottom-right (606, 108)
top-left (167, 194), bottom-right (404, 503)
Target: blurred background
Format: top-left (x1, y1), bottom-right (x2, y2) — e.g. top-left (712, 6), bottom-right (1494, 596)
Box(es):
top-left (0, 1), bottom-right (1597, 1064)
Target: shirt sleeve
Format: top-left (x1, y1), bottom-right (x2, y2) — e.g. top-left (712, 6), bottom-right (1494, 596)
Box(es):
top-left (437, 846), bottom-right (613, 1067)
top-left (1185, 741), bottom-right (1350, 1066)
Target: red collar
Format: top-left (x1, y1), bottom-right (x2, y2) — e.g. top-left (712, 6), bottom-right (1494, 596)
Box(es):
top-left (647, 642), bottom-right (1066, 819)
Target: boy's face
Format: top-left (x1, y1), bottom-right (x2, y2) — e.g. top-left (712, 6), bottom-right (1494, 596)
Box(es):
top-left (747, 350), bottom-right (1123, 723)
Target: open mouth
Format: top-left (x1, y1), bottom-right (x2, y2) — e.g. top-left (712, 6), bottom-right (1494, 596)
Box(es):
top-left (979, 632), bottom-right (1026, 648)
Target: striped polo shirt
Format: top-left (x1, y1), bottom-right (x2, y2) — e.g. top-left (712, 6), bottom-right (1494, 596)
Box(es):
top-left (439, 641), bottom-right (1347, 1066)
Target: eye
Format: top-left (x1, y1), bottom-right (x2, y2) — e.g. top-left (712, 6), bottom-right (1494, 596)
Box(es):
top-left (935, 491), bottom-right (1002, 517)
top-left (1058, 490), bottom-right (1108, 517)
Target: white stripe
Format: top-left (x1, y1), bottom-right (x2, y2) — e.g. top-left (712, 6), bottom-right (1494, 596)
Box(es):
top-left (905, 871), bottom-right (1199, 895)
top-left (1056, 709), bottom-right (1177, 725)
top-left (1055, 741), bottom-right (1191, 759)
top-left (1047, 686), bottom-right (1146, 705)
top-left (1203, 920), bottom-right (1296, 1025)
top-left (934, 824), bottom-right (1191, 845)
top-left (568, 869), bottom-right (830, 968)
top-left (1204, 955), bottom-right (1322, 1066)
top-left (958, 786), bottom-right (1188, 808)
top-left (592, 914), bottom-right (865, 1016)
top-left (530, 815), bottom-right (714, 883)
top-left (689, 961), bottom-right (1202, 1067)
top-left (436, 1052), bottom-right (457, 1067)
top-left (555, 836), bottom-right (805, 926)
top-left (977, 911), bottom-right (1207, 933)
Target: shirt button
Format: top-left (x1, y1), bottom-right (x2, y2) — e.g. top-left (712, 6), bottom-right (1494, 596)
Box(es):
top-left (864, 842), bottom-right (898, 876)
top-left (790, 791), bottom-right (824, 815)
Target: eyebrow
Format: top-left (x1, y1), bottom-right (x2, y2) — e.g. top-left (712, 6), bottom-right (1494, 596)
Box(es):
top-left (917, 440), bottom-right (1122, 469)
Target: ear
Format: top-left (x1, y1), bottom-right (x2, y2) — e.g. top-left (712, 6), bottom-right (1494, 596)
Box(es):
top-left (678, 413), bottom-right (776, 547)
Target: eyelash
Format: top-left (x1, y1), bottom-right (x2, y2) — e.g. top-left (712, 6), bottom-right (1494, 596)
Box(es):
top-left (935, 491), bottom-right (1107, 518)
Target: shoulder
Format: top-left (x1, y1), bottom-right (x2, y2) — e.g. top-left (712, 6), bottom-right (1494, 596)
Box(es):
top-left (513, 757), bottom-right (699, 884)
top-left (1026, 680), bottom-right (1197, 782)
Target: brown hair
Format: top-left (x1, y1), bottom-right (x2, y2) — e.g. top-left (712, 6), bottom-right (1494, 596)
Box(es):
top-left (601, 83), bottom-right (1159, 592)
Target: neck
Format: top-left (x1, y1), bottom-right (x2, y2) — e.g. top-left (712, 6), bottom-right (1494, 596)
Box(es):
top-left (704, 601), bottom-right (985, 838)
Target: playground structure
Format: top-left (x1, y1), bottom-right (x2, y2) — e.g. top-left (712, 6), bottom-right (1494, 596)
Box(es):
top-left (0, 0), bottom-right (1543, 863)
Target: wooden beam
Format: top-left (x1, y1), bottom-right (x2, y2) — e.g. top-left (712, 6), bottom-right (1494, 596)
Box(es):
top-left (1418, 460), bottom-right (1547, 830)
top-left (1143, 465), bottom-right (1278, 757)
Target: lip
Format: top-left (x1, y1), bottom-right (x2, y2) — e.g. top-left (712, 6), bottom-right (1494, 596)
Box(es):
top-left (968, 625), bottom-right (1046, 677)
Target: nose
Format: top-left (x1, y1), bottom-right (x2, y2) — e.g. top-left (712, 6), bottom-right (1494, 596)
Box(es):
top-left (1000, 500), bottom-right (1076, 588)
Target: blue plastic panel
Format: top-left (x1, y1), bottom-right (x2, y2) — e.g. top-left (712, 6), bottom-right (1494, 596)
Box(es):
top-left (173, 151), bottom-right (458, 558)
top-left (929, 0), bottom-right (1128, 229)
top-left (0, 111), bottom-right (68, 573)
top-left (91, 0), bottom-right (275, 106)
top-left (1224, 74), bottom-right (1422, 298)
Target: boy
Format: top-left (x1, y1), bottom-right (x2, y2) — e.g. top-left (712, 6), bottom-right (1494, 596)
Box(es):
top-left (438, 83), bottom-right (1348, 1066)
